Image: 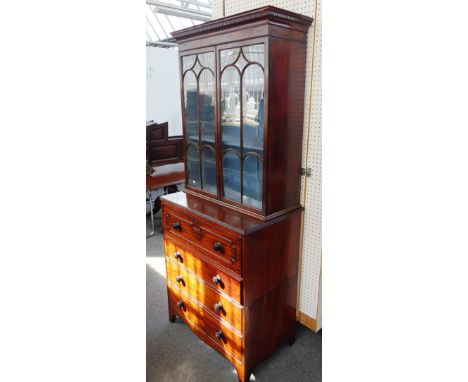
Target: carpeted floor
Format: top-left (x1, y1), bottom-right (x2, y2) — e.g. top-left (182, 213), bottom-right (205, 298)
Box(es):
top-left (147, 211), bottom-right (322, 382)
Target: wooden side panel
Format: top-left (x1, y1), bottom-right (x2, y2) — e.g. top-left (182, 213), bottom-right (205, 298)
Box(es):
top-left (266, 38), bottom-right (308, 215)
top-left (244, 277), bottom-right (298, 370)
top-left (242, 209), bottom-right (302, 304)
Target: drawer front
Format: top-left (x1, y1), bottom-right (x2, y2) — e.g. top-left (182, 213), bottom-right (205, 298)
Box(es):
top-left (163, 206), bottom-right (241, 273)
top-left (168, 285), bottom-right (243, 362)
top-left (166, 260), bottom-right (242, 331)
top-left (164, 239), bottom-right (242, 304)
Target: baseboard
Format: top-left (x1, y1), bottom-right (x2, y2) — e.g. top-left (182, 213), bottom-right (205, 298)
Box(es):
top-left (297, 311), bottom-right (318, 332)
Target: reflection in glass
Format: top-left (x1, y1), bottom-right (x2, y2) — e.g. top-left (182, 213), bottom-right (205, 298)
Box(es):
top-left (242, 64), bottom-right (264, 154)
top-left (198, 69), bottom-right (215, 145)
top-left (182, 55), bottom-right (196, 72)
top-left (220, 48), bottom-right (240, 69)
top-left (184, 71), bottom-right (198, 143)
top-left (222, 151), bottom-right (241, 202)
top-left (243, 44), bottom-right (264, 67)
top-left (235, 52), bottom-right (249, 71)
top-left (183, 51), bottom-right (217, 196)
top-left (186, 144), bottom-right (201, 188)
top-left (192, 60), bottom-right (203, 75)
top-left (243, 155), bottom-right (262, 209)
top-left (219, 45), bottom-right (265, 209)
top-left (198, 52), bottom-right (215, 71)
top-left (201, 146), bottom-right (217, 194)
top-left (220, 66), bottom-right (241, 150)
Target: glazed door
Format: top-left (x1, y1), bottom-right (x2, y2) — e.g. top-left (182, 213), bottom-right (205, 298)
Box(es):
top-left (218, 42), bottom-right (265, 210)
top-left (181, 51), bottom-right (217, 195)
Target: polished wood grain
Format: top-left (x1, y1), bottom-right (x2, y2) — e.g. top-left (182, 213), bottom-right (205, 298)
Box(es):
top-left (242, 208), bottom-right (302, 304)
top-left (173, 6), bottom-right (311, 222)
top-left (166, 259), bottom-right (243, 331)
top-left (146, 122), bottom-right (184, 167)
top-left (163, 204), bottom-right (242, 273)
top-left (172, 6), bottom-right (312, 40)
top-left (162, 191), bottom-right (296, 235)
top-left (265, 38), bottom-right (308, 215)
top-left (164, 239), bottom-right (242, 303)
top-left (163, 6), bottom-right (312, 382)
top-left (243, 277), bottom-right (298, 375)
top-left (162, 196), bottom-right (303, 382)
top-left (172, 6), bottom-right (311, 52)
top-left (167, 286), bottom-right (243, 362)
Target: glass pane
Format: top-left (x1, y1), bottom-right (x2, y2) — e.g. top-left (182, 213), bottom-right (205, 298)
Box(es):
top-left (243, 155), bottom-right (262, 209)
top-left (201, 146), bottom-right (217, 194)
top-left (199, 69), bottom-right (215, 145)
top-left (183, 71), bottom-right (198, 143)
top-left (220, 48), bottom-right (240, 70)
top-left (221, 66), bottom-right (241, 151)
top-left (182, 55), bottom-right (196, 72)
top-left (186, 144), bottom-right (201, 188)
top-left (242, 64), bottom-right (264, 154)
top-left (222, 151), bottom-right (241, 202)
top-left (235, 52), bottom-right (248, 71)
top-left (243, 44), bottom-right (264, 67)
top-left (198, 52), bottom-right (214, 72)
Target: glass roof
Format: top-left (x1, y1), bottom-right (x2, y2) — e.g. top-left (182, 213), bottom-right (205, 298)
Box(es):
top-left (146, 0), bottom-right (212, 48)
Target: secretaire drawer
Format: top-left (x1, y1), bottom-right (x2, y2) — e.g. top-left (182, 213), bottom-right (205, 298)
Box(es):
top-left (164, 240), bottom-right (242, 303)
top-left (162, 205), bottom-right (241, 273)
top-left (166, 260), bottom-right (243, 331)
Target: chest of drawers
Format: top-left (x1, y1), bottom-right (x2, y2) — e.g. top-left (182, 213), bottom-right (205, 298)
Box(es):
top-left (162, 192), bottom-right (302, 382)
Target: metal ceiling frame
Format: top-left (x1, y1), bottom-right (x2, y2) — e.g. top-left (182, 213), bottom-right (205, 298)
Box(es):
top-left (146, 0), bottom-right (212, 48)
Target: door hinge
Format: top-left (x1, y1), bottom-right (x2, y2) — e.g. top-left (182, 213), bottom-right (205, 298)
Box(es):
top-left (300, 167), bottom-right (312, 177)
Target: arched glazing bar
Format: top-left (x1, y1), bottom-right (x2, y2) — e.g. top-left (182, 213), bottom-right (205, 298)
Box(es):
top-left (219, 44), bottom-right (265, 209)
top-left (181, 51), bottom-right (216, 195)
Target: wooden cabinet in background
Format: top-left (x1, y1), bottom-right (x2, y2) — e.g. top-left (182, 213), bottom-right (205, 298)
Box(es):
top-left (161, 6), bottom-right (312, 381)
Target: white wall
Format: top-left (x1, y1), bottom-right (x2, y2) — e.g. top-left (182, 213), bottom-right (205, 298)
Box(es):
top-left (146, 46), bottom-right (182, 136)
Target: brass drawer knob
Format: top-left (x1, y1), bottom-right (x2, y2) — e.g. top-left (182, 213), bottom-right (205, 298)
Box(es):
top-left (215, 329), bottom-right (224, 340)
top-left (214, 302), bottom-right (223, 312)
top-left (212, 275), bottom-right (221, 284)
top-left (176, 275), bottom-right (183, 283)
top-left (172, 222), bottom-right (181, 230)
top-left (174, 251), bottom-right (182, 260)
top-left (213, 242), bottom-right (223, 251)
top-left (176, 300), bottom-right (184, 309)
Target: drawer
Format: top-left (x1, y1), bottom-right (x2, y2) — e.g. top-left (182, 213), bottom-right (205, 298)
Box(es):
top-left (163, 206), bottom-right (241, 273)
top-left (164, 239), bottom-right (242, 304)
top-left (166, 260), bottom-right (243, 331)
top-left (168, 286), bottom-right (243, 362)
